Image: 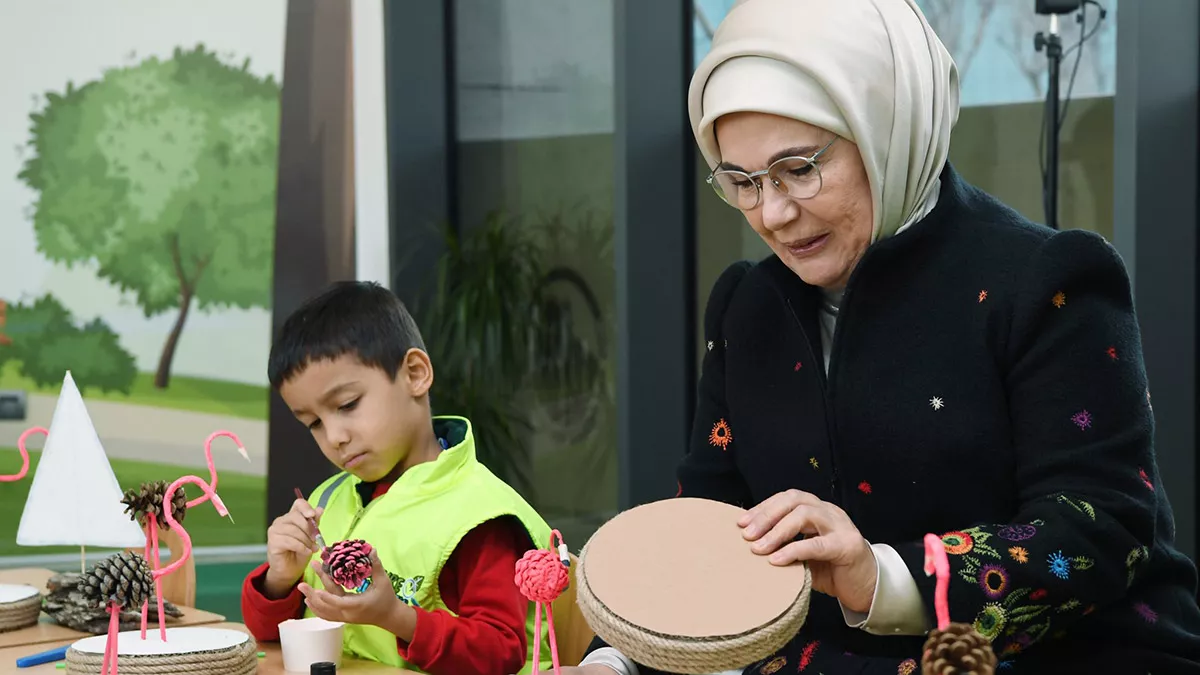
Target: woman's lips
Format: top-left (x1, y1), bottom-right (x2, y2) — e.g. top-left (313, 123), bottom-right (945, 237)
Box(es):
top-left (344, 452), bottom-right (367, 469)
top-left (784, 233), bottom-right (829, 258)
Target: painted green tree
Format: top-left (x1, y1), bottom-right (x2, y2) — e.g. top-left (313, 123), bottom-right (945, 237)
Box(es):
top-left (18, 45), bottom-right (280, 388)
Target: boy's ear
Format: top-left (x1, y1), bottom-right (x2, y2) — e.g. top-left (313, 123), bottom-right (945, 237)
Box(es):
top-left (401, 348), bottom-right (434, 397)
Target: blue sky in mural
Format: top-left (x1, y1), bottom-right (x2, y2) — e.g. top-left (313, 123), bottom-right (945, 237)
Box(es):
top-left (693, 0), bottom-right (1117, 107)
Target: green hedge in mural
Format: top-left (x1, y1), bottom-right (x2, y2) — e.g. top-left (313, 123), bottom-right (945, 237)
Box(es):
top-left (18, 45), bottom-right (280, 390)
top-left (0, 294), bottom-right (136, 394)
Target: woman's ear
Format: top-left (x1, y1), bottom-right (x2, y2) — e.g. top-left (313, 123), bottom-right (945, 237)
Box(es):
top-left (401, 348), bottom-right (434, 397)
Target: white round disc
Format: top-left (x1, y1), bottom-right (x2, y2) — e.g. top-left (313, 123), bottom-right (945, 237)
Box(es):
top-left (71, 628), bottom-right (249, 656)
top-left (0, 583), bottom-right (39, 604)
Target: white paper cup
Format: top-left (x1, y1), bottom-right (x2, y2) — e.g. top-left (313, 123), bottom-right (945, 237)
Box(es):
top-left (278, 617), bottom-right (345, 672)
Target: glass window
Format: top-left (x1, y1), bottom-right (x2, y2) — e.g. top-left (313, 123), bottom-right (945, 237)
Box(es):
top-left (449, 0), bottom-right (617, 545)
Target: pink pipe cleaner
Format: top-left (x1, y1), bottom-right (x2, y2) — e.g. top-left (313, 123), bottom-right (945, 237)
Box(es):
top-left (514, 529), bottom-right (571, 675)
top-left (923, 533), bottom-right (951, 631)
top-left (148, 474), bottom-right (231, 643)
top-left (139, 430), bottom-right (246, 637)
top-left (190, 430), bottom-right (249, 508)
top-left (2, 426), bottom-right (46, 482)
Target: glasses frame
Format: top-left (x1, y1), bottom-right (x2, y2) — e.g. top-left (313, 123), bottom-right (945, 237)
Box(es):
top-left (706, 137), bottom-right (837, 210)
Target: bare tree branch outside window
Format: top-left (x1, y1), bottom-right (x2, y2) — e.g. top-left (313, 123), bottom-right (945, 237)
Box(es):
top-left (920, 0), bottom-right (997, 85)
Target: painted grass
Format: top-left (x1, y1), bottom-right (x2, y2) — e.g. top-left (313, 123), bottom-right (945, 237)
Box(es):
top-left (0, 362), bottom-right (269, 420)
top-left (0, 447), bottom-right (266, 557)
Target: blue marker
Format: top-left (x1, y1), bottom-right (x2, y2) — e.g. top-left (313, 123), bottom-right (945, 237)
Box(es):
top-left (17, 645), bottom-right (68, 668)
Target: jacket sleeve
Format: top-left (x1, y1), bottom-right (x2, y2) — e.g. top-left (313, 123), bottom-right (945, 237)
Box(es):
top-left (892, 230), bottom-right (1160, 658)
top-left (676, 260), bottom-right (754, 507)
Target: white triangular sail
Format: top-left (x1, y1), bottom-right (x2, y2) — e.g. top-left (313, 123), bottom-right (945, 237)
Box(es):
top-left (16, 371), bottom-right (145, 548)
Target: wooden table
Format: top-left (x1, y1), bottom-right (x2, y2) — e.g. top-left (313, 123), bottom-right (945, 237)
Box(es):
top-left (0, 623), bottom-right (415, 673)
top-left (0, 568), bottom-right (224, 650)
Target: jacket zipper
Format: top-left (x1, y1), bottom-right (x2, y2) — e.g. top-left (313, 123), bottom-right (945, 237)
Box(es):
top-left (785, 298), bottom-right (839, 502)
top-left (783, 247), bottom-right (875, 507)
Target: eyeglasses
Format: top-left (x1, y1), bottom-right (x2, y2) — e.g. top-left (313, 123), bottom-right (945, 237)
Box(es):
top-left (706, 137), bottom-right (837, 210)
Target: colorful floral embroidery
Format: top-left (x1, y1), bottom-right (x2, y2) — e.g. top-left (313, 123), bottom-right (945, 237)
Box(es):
top-left (997, 524), bottom-right (1037, 542)
top-left (1030, 589), bottom-right (1049, 601)
top-left (709, 419), bottom-right (732, 450)
top-left (1106, 346), bottom-right (1118, 360)
top-left (797, 640), bottom-right (819, 671)
top-left (979, 564), bottom-right (1010, 599)
top-left (898, 659), bottom-right (917, 675)
top-left (794, 361), bottom-right (802, 371)
top-left (974, 603), bottom-right (1007, 640)
top-left (809, 457), bottom-right (819, 469)
top-left (706, 340), bottom-right (713, 351)
top-left (758, 656), bottom-right (786, 674)
top-left (930, 396), bottom-right (945, 410)
top-left (1057, 599), bottom-right (1081, 613)
top-left (1056, 494), bottom-right (1096, 520)
top-left (1048, 551), bottom-right (1071, 579)
top-left (1071, 410), bottom-right (1092, 430)
top-left (1052, 291), bottom-right (1066, 308)
top-left (978, 290), bottom-right (988, 303)
top-left (1139, 468), bottom-right (1154, 490)
top-left (1135, 602), bottom-right (1158, 624)
top-left (1009, 546), bottom-right (1029, 564)
top-left (1127, 546), bottom-right (1149, 587)
top-left (943, 528), bottom-right (1002, 584)
top-left (858, 481), bottom-right (872, 495)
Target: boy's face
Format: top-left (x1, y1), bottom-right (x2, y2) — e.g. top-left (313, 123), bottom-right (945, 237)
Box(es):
top-left (279, 352), bottom-right (433, 482)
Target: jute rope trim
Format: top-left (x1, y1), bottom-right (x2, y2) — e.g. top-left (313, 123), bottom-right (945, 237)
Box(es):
top-left (0, 593), bottom-right (42, 633)
top-left (576, 541), bottom-right (812, 675)
top-left (65, 635), bottom-right (258, 675)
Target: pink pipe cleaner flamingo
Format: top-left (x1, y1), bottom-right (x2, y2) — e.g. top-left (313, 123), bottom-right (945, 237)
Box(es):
top-left (514, 530), bottom-right (571, 675)
top-left (191, 430), bottom-right (249, 507)
top-left (923, 532), bottom-right (951, 631)
top-left (1, 426), bottom-right (45, 482)
top-left (139, 430), bottom-right (246, 639)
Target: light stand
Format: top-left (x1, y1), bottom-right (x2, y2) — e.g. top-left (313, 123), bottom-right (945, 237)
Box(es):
top-left (1034, 14), bottom-right (1066, 229)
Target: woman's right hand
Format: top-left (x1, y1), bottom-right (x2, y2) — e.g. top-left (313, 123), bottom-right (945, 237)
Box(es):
top-left (264, 498), bottom-right (323, 598)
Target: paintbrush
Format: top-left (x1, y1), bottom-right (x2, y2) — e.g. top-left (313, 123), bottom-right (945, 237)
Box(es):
top-left (294, 487), bottom-right (328, 552)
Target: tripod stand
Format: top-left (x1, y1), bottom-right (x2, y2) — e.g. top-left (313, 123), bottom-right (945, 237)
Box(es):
top-left (1034, 15), bottom-right (1065, 230)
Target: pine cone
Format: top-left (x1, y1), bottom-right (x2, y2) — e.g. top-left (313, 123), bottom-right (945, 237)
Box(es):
top-left (79, 551), bottom-right (154, 609)
top-left (320, 539), bottom-right (374, 590)
top-left (922, 623), bottom-right (997, 675)
top-left (120, 480), bottom-right (187, 528)
top-left (43, 572), bottom-right (183, 634)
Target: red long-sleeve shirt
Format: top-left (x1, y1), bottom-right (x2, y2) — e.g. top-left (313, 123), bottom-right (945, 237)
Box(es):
top-left (241, 483), bottom-right (532, 675)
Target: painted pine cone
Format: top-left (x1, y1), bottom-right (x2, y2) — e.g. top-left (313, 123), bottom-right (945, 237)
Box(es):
top-left (921, 623), bottom-right (997, 675)
top-left (120, 480), bottom-right (187, 528)
top-left (321, 539), bottom-right (375, 590)
top-left (79, 551), bottom-right (154, 609)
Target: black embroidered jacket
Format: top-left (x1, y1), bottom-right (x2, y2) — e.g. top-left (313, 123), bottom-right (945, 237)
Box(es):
top-left (594, 165), bottom-right (1200, 674)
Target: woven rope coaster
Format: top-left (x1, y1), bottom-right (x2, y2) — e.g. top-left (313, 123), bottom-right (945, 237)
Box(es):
top-left (66, 627), bottom-right (258, 675)
top-left (0, 584), bottom-right (42, 633)
top-left (576, 498), bottom-right (812, 674)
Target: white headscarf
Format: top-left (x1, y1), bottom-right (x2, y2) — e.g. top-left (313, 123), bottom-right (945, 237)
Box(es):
top-left (688, 0), bottom-right (960, 241)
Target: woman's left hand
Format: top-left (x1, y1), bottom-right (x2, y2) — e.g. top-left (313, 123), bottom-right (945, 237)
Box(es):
top-left (739, 489), bottom-right (877, 614)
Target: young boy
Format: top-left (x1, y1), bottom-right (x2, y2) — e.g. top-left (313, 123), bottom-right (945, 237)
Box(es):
top-left (241, 281), bottom-right (554, 674)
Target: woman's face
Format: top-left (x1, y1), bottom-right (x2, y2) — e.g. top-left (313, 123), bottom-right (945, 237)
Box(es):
top-left (714, 112), bottom-right (873, 290)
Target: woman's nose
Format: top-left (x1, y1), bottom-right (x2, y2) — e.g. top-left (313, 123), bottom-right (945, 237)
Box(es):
top-left (759, 181), bottom-right (799, 231)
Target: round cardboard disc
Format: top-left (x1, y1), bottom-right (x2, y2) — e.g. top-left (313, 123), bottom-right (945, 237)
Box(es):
top-left (0, 584), bottom-right (39, 604)
top-left (70, 627), bottom-right (250, 655)
top-left (582, 497), bottom-right (809, 638)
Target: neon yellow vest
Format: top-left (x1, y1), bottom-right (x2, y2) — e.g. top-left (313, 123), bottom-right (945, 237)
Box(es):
top-left (301, 417), bottom-right (554, 673)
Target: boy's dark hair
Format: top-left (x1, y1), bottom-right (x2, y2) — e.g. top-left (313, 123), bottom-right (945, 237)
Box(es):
top-left (268, 281), bottom-right (426, 389)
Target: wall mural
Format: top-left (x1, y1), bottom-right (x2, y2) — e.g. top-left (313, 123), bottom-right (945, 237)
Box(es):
top-left (0, 0), bottom-right (286, 562)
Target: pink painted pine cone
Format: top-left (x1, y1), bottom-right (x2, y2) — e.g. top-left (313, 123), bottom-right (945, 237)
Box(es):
top-left (321, 539), bottom-right (375, 590)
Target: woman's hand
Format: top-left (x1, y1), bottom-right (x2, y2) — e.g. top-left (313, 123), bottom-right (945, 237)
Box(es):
top-left (739, 489), bottom-right (877, 614)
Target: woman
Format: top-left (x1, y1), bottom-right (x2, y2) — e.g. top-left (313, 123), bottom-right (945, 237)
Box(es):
top-left (568, 0), bottom-right (1200, 673)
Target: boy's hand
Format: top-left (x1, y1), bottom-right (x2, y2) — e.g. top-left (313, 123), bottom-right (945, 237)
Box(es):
top-left (264, 498), bottom-right (323, 598)
top-left (299, 551), bottom-right (416, 642)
